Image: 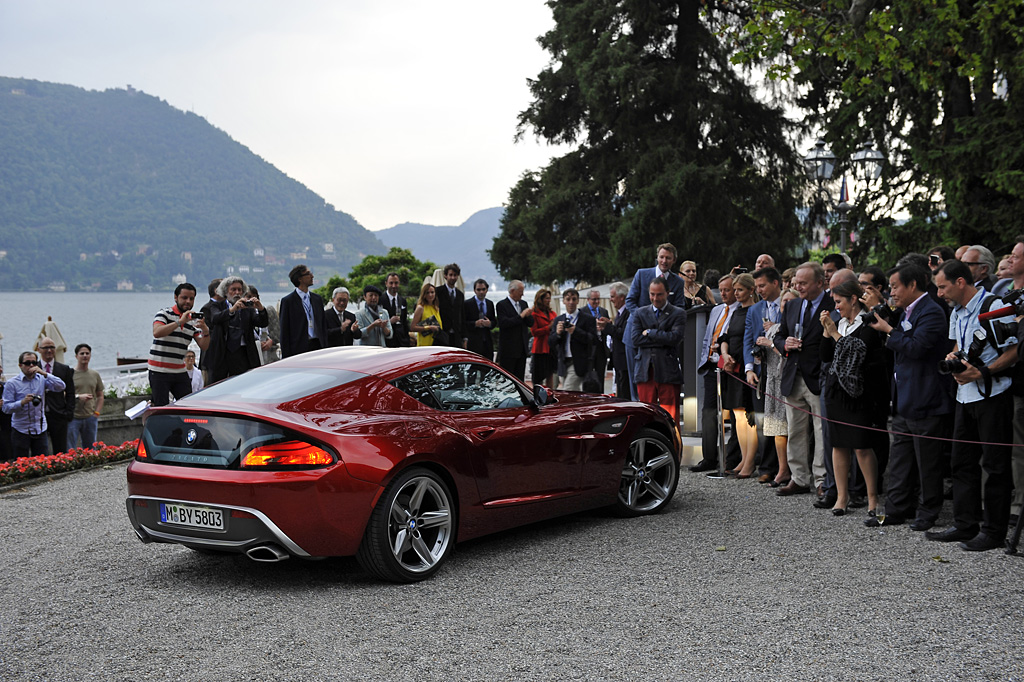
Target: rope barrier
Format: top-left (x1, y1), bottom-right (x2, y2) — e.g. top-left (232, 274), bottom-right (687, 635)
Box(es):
top-left (715, 368), bottom-right (1017, 449)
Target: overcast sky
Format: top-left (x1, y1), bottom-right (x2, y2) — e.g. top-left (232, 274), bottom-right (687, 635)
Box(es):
top-left (0, 1), bottom-right (567, 231)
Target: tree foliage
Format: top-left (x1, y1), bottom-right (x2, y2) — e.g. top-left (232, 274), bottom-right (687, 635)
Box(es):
top-left (733, 0), bottom-right (1024, 261)
top-left (314, 247), bottom-right (438, 302)
top-left (491, 0), bottom-right (805, 285)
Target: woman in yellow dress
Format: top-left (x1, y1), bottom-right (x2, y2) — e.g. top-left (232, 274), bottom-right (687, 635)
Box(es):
top-left (411, 282), bottom-right (444, 346)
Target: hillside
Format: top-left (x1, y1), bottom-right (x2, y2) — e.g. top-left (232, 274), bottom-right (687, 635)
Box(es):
top-left (376, 207), bottom-right (505, 284)
top-left (0, 76), bottom-right (385, 291)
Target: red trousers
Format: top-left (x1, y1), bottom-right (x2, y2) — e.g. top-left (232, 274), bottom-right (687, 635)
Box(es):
top-left (637, 380), bottom-right (680, 424)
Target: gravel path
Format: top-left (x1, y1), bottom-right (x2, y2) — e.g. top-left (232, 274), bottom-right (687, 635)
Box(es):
top-left (2, 463), bottom-right (1023, 681)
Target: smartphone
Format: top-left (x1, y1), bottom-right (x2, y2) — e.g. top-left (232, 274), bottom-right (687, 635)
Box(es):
top-left (929, 254), bottom-right (940, 266)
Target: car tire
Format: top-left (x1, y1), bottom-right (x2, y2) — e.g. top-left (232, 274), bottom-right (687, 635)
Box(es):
top-left (615, 427), bottom-right (679, 517)
top-left (356, 467), bottom-right (456, 583)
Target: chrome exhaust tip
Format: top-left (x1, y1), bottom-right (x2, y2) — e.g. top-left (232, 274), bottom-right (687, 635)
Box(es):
top-left (245, 544), bottom-right (290, 562)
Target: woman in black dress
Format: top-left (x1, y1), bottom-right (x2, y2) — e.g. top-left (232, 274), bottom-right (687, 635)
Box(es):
top-left (819, 279), bottom-right (887, 516)
top-left (718, 273), bottom-right (758, 477)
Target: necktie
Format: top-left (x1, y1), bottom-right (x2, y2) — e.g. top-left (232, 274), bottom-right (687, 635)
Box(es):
top-left (479, 299), bottom-right (485, 316)
top-left (45, 362), bottom-right (52, 374)
top-left (709, 309), bottom-right (729, 360)
top-left (802, 300), bottom-right (814, 328)
top-left (655, 308), bottom-right (661, 321)
top-left (302, 295), bottom-right (313, 321)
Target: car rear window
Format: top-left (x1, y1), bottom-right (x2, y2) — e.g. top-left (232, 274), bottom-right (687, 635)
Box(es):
top-left (140, 413), bottom-right (331, 468)
top-left (178, 367), bottom-right (365, 404)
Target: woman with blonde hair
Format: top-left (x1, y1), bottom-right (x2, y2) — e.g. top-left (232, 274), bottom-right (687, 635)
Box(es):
top-left (411, 282), bottom-right (444, 346)
top-left (679, 260), bottom-right (713, 308)
top-left (718, 273), bottom-right (759, 477)
top-left (529, 288), bottom-right (557, 387)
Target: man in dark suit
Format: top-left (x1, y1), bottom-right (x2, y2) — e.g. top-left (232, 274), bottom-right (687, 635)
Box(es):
top-left (37, 336), bottom-right (74, 455)
top-left (607, 283), bottom-right (632, 399)
top-left (496, 280), bottom-right (533, 380)
top-left (550, 288), bottom-right (597, 391)
top-left (464, 278), bottom-right (497, 360)
top-left (962, 245), bottom-right (998, 293)
top-left (863, 263), bottom-right (954, 529)
top-left (583, 289), bottom-right (611, 391)
top-left (630, 278), bottom-right (687, 422)
top-left (199, 278), bottom-right (228, 384)
top-left (382, 272), bottom-right (411, 348)
top-left (206, 276), bottom-right (269, 382)
top-left (773, 261), bottom-right (835, 496)
top-left (325, 286), bottom-right (362, 347)
top-left (434, 263), bottom-right (465, 348)
top-left (279, 264), bottom-right (328, 358)
top-left (624, 243), bottom-right (687, 399)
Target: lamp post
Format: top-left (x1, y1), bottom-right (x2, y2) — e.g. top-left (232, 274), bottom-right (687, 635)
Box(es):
top-left (802, 139), bottom-right (886, 254)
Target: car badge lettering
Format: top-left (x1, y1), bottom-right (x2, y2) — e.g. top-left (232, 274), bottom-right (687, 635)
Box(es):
top-left (186, 429), bottom-right (197, 445)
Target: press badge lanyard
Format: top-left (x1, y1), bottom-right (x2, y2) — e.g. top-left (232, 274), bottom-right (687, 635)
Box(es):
top-left (955, 287), bottom-right (986, 350)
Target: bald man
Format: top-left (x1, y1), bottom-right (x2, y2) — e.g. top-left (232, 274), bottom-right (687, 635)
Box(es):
top-left (36, 336), bottom-right (75, 455)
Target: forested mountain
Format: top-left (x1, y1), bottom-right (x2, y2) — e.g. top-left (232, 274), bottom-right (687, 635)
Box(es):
top-left (0, 76), bottom-right (385, 291)
top-left (376, 207), bottom-right (506, 284)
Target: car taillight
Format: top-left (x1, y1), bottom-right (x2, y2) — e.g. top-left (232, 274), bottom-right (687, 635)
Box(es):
top-left (137, 441), bottom-right (148, 459)
top-left (241, 440), bottom-right (334, 468)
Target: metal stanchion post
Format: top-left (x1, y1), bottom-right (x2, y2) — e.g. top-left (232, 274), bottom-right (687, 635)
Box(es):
top-left (707, 367), bottom-right (728, 479)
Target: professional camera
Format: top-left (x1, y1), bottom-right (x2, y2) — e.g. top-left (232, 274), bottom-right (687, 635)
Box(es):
top-left (860, 303), bottom-right (897, 326)
top-left (938, 329), bottom-right (988, 375)
top-left (30, 394), bottom-right (41, 406)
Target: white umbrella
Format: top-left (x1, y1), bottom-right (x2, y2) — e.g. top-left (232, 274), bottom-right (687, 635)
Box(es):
top-left (35, 316), bottom-right (68, 364)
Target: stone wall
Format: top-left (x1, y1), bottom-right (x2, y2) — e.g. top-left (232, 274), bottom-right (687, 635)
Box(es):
top-left (98, 396), bottom-right (148, 446)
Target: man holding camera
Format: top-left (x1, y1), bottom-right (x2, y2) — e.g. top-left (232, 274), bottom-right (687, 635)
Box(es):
top-left (927, 260), bottom-right (1018, 551)
top-left (206, 276), bottom-right (269, 382)
top-left (149, 283), bottom-right (211, 407)
top-left (2, 351), bottom-right (67, 458)
top-left (865, 263), bottom-right (953, 529)
top-left (550, 288), bottom-right (596, 391)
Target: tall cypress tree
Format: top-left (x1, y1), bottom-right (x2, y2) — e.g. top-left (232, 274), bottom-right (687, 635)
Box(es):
top-left (491, 0), bottom-right (803, 285)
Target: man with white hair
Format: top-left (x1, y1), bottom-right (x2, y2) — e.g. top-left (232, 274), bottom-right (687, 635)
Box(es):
top-left (325, 286), bottom-right (362, 347)
top-left (496, 280), bottom-right (533, 381)
top-left (206, 276), bottom-right (269, 382)
top-left (962, 245), bottom-right (998, 293)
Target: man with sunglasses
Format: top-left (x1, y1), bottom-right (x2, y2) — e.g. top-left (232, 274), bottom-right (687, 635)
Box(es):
top-left (2, 351), bottom-right (67, 458)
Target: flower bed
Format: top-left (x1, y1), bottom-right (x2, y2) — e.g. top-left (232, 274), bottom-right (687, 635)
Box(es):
top-left (0, 440), bottom-right (139, 487)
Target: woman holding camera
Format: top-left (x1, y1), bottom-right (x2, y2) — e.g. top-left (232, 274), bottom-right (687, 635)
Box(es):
top-left (411, 282), bottom-right (444, 347)
top-left (819, 279), bottom-right (888, 516)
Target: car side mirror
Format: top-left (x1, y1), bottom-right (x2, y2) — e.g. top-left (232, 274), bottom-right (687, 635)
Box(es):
top-left (532, 383), bottom-right (551, 407)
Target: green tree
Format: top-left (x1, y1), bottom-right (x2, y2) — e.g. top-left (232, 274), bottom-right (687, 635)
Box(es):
top-left (735, 0), bottom-right (1024, 261)
top-left (314, 247), bottom-right (438, 302)
top-left (490, 0), bottom-right (805, 285)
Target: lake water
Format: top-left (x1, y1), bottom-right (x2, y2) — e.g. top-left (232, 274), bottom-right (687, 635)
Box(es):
top-left (0, 289), bottom-right (537, 375)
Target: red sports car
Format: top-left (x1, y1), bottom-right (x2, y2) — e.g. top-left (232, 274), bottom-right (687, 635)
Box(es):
top-left (126, 347), bottom-right (680, 582)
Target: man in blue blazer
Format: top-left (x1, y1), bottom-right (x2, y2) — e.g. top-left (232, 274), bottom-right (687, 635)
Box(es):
top-left (624, 243), bottom-right (687, 399)
top-left (743, 267), bottom-right (784, 482)
top-left (630, 277), bottom-right (687, 423)
top-left (865, 263), bottom-right (954, 529)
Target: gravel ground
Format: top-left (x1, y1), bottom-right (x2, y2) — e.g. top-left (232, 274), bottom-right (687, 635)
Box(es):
top-left (1, 462), bottom-right (1023, 681)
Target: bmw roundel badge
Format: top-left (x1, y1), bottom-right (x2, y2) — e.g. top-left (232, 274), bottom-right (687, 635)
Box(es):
top-left (186, 428), bottom-right (197, 445)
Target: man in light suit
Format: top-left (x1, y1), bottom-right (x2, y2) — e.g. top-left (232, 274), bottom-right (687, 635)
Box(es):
top-left (464, 278), bottom-right (497, 360)
top-left (624, 243), bottom-right (687, 399)
top-left (382, 272), bottom-right (411, 348)
top-left (691, 275), bottom-right (737, 472)
top-left (325, 286), bottom-right (362, 347)
top-left (496, 280), bottom-right (533, 380)
top-left (435, 263), bottom-right (465, 348)
top-left (549, 289), bottom-right (596, 391)
top-left (630, 278), bottom-right (687, 422)
top-left (864, 263), bottom-right (954, 529)
top-left (772, 262), bottom-right (835, 497)
top-left (279, 264), bottom-right (328, 358)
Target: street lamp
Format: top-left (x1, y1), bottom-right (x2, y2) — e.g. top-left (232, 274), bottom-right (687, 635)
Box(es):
top-left (802, 138), bottom-right (886, 254)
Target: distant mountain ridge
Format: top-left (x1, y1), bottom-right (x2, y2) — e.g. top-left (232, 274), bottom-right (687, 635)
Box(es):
top-left (0, 76), bottom-right (386, 291)
top-left (376, 207), bottom-right (505, 284)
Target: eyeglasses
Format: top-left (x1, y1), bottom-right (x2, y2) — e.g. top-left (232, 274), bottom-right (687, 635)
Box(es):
top-left (961, 261), bottom-right (981, 267)
top-left (39, 346), bottom-right (56, 350)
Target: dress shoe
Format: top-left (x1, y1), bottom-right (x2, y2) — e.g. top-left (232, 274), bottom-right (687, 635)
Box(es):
top-left (909, 518), bottom-right (935, 532)
top-left (960, 533), bottom-right (1006, 552)
top-left (757, 474), bottom-right (772, 484)
top-left (863, 514), bottom-right (905, 528)
top-left (925, 526), bottom-right (978, 542)
top-left (813, 496), bottom-right (838, 509)
top-left (831, 506), bottom-right (848, 517)
top-left (849, 496), bottom-right (868, 509)
top-left (775, 482), bottom-right (811, 497)
top-left (689, 460), bottom-right (718, 473)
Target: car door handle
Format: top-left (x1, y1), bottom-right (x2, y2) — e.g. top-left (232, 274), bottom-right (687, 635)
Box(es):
top-left (470, 427), bottom-right (495, 440)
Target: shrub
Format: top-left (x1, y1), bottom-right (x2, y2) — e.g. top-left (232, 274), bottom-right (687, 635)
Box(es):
top-left (0, 440), bottom-right (139, 487)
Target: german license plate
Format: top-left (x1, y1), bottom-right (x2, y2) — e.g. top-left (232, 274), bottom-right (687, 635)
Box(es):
top-left (160, 503), bottom-right (225, 530)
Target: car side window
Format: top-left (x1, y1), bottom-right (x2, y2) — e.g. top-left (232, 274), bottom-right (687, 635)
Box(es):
top-left (391, 373), bottom-right (442, 410)
top-left (409, 363), bottom-right (526, 411)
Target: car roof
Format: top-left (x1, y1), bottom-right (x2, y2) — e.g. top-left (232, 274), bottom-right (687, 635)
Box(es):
top-left (270, 346), bottom-right (490, 382)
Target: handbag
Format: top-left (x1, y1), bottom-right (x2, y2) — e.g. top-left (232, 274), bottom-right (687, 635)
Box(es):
top-left (421, 315), bottom-right (449, 346)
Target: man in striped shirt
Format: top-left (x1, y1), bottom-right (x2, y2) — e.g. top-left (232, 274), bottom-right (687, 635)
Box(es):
top-left (149, 283), bottom-right (211, 406)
